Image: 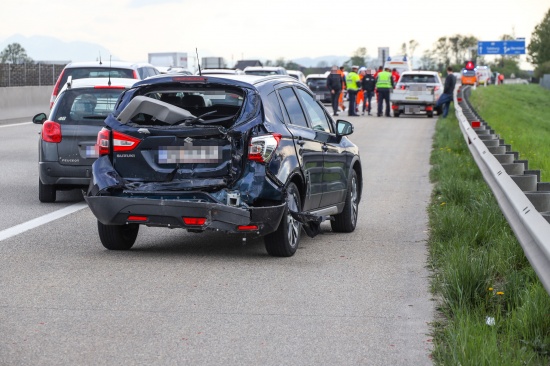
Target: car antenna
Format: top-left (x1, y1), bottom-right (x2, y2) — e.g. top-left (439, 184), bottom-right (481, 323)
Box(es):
top-left (196, 48), bottom-right (202, 76)
top-left (98, 52), bottom-right (102, 65)
top-left (108, 55), bottom-right (112, 86)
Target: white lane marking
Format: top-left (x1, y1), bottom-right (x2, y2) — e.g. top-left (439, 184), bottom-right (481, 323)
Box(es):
top-left (0, 202), bottom-right (88, 241)
top-left (0, 122), bottom-right (32, 128)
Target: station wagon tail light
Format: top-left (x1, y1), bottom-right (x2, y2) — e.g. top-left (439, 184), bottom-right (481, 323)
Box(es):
top-left (133, 70), bottom-right (139, 79)
top-left (50, 70), bottom-right (66, 109)
top-left (433, 86), bottom-right (440, 92)
top-left (96, 127), bottom-right (141, 156)
top-left (248, 134), bottom-right (281, 163)
top-left (42, 121), bottom-right (62, 143)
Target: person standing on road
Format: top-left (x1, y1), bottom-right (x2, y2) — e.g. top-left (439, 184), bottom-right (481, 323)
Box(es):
top-left (375, 67), bottom-right (394, 117)
top-left (338, 66), bottom-right (347, 112)
top-left (435, 66), bottom-right (456, 118)
top-left (327, 65), bottom-right (344, 116)
top-left (345, 66), bottom-right (361, 116)
top-left (361, 69), bottom-right (376, 115)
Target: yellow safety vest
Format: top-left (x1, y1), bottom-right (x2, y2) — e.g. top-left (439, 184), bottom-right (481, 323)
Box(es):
top-left (346, 72), bottom-right (360, 90)
top-left (376, 71), bottom-right (392, 89)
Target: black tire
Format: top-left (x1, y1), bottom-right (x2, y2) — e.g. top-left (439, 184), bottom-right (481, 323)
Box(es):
top-left (331, 170), bottom-right (359, 233)
top-left (427, 111), bottom-right (434, 118)
top-left (394, 111), bottom-right (400, 117)
top-left (97, 221), bottom-right (139, 250)
top-left (264, 182), bottom-right (302, 257)
top-left (436, 106), bottom-right (443, 115)
top-left (39, 179), bottom-right (56, 203)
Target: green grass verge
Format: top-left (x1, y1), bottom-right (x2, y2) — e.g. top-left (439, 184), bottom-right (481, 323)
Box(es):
top-left (468, 84), bottom-right (550, 182)
top-left (429, 101), bottom-right (550, 364)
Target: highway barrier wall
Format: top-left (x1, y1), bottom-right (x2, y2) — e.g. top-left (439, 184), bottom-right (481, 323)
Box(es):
top-left (0, 86), bottom-right (51, 123)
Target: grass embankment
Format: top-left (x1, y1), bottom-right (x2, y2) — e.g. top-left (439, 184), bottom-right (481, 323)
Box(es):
top-left (469, 84), bottom-right (550, 182)
top-left (429, 85), bottom-right (550, 365)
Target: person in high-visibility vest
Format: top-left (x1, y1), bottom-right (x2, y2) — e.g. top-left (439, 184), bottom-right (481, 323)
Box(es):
top-left (375, 67), bottom-right (394, 117)
top-left (345, 65), bottom-right (361, 116)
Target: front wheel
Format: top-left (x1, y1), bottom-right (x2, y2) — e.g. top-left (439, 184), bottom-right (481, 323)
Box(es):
top-left (264, 182), bottom-right (302, 257)
top-left (98, 221), bottom-right (139, 250)
top-left (331, 170), bottom-right (359, 232)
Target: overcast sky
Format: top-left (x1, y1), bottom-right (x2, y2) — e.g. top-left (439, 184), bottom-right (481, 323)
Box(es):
top-left (2, 0), bottom-right (548, 67)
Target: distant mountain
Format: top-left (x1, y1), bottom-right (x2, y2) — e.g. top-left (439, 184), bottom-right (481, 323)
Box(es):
top-left (0, 34), bottom-right (116, 63)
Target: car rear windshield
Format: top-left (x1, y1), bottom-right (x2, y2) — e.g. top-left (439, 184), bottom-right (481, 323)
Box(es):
top-left (306, 78), bottom-right (327, 88)
top-left (59, 67), bottom-right (135, 89)
top-left (400, 74), bottom-right (437, 83)
top-left (121, 86), bottom-right (246, 127)
top-left (53, 88), bottom-right (126, 123)
top-left (462, 70), bottom-right (476, 76)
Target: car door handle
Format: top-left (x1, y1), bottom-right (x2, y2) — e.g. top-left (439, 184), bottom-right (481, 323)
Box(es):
top-left (322, 144), bottom-right (328, 151)
top-left (296, 138), bottom-right (305, 146)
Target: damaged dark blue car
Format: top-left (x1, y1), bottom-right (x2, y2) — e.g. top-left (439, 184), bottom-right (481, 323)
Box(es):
top-left (85, 73), bottom-right (362, 257)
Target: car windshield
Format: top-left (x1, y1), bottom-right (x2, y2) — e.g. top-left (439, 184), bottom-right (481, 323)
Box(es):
top-left (53, 88), bottom-right (126, 123)
top-left (306, 78), bottom-right (327, 88)
top-left (400, 74), bottom-right (437, 83)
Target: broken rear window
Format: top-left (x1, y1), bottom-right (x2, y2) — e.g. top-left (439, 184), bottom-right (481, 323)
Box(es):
top-left (117, 87), bottom-right (246, 127)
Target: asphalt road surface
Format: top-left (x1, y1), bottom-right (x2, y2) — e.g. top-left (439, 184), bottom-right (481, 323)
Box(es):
top-left (0, 104), bottom-right (436, 365)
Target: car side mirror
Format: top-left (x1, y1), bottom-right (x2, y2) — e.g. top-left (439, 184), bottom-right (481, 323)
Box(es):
top-left (336, 120), bottom-right (353, 136)
top-left (32, 113), bottom-right (47, 124)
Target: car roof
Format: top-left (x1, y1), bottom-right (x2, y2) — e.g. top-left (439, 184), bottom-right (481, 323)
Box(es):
top-left (200, 68), bottom-right (243, 74)
top-left (306, 74), bottom-right (327, 79)
top-left (63, 61), bottom-right (155, 69)
top-left (132, 73), bottom-right (297, 88)
top-left (244, 66), bottom-right (285, 70)
top-left (400, 71), bottom-right (439, 76)
top-left (59, 77), bottom-right (137, 93)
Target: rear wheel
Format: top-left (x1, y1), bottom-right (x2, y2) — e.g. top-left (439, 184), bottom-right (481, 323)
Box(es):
top-left (264, 182), bottom-right (302, 257)
top-left (427, 111), bottom-right (434, 118)
top-left (394, 111), bottom-right (400, 117)
top-left (98, 221), bottom-right (139, 250)
top-left (331, 170), bottom-right (359, 232)
top-left (39, 179), bottom-right (56, 203)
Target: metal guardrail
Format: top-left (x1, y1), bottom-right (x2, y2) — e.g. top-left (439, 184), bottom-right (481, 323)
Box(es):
top-left (454, 86), bottom-right (550, 294)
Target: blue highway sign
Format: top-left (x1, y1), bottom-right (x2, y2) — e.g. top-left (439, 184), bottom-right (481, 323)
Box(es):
top-left (478, 40), bottom-right (526, 55)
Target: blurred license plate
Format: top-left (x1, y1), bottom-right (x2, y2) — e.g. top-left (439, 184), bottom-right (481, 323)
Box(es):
top-left (158, 146), bottom-right (221, 164)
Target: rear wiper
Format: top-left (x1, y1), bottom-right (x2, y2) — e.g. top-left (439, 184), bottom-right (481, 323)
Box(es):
top-left (184, 110), bottom-right (218, 126)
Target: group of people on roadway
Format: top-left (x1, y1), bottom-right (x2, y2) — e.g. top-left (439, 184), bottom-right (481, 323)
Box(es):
top-left (326, 65), bottom-right (400, 118)
top-left (327, 64), bottom-right (457, 119)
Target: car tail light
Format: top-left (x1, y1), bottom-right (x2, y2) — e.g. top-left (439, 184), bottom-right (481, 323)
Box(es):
top-left (238, 225), bottom-right (258, 231)
top-left (183, 217), bottom-right (206, 225)
top-left (248, 134), bottom-right (281, 163)
top-left (96, 127), bottom-right (141, 156)
top-left (128, 215), bottom-right (148, 222)
top-left (42, 121), bottom-right (62, 143)
top-left (433, 86), bottom-right (440, 92)
top-left (391, 104), bottom-right (399, 110)
top-left (50, 70), bottom-right (65, 109)
top-left (426, 106), bottom-right (433, 111)
top-left (133, 70), bottom-right (139, 79)
top-left (400, 85), bottom-right (407, 90)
